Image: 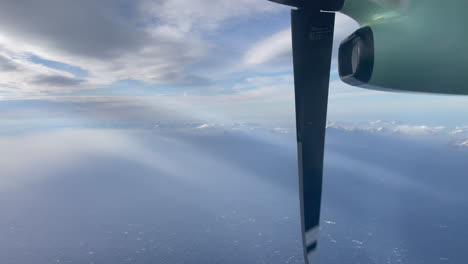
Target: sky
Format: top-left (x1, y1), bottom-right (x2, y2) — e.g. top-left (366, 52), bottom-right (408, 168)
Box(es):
top-left (0, 0), bottom-right (468, 127)
top-left (1, 1), bottom-right (468, 264)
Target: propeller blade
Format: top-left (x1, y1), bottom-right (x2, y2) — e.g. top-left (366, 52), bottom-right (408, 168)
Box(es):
top-left (291, 8), bottom-right (335, 264)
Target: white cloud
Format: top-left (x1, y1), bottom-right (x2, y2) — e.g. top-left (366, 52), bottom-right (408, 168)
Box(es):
top-left (243, 28), bottom-right (292, 65)
top-left (243, 13), bottom-right (359, 67)
top-left (232, 74), bottom-right (293, 90)
top-left (0, 1), bottom-right (361, 98)
top-left (329, 79), bottom-right (385, 99)
top-left (140, 0), bottom-right (281, 32)
top-left (328, 120), bottom-right (451, 136)
top-left (393, 125), bottom-right (446, 135)
top-left (0, 48), bottom-right (97, 95)
top-left (0, 0), bottom-right (282, 96)
top-left (333, 13), bottom-right (359, 46)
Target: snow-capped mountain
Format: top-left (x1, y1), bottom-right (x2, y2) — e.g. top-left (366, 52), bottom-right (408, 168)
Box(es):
top-left (327, 120), bottom-right (468, 149)
top-left (327, 120), bottom-right (448, 135)
top-left (149, 120), bottom-right (468, 149)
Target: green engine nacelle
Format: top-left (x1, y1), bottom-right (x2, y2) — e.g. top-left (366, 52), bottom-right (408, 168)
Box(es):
top-left (337, 0), bottom-right (468, 95)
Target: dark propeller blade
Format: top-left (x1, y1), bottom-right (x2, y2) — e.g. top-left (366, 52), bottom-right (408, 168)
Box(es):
top-left (291, 8), bottom-right (335, 264)
top-left (265, 0), bottom-right (336, 262)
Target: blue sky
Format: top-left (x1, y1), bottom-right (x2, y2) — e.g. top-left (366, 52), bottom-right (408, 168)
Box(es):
top-left (0, 0), bottom-right (467, 128)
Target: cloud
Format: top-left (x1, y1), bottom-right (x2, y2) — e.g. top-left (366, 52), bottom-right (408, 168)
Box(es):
top-left (0, 55), bottom-right (17, 71)
top-left (7, 0), bottom-right (144, 59)
top-left (243, 28), bottom-right (292, 65)
top-left (0, 0), bottom-right (359, 99)
top-left (232, 74), bottom-right (293, 90)
top-left (0, 0), bottom-right (282, 97)
top-left (243, 13), bottom-right (358, 67)
top-left (332, 13), bottom-right (359, 48)
top-left (0, 125), bottom-right (302, 263)
top-left (0, 51), bottom-right (97, 95)
top-left (141, 0), bottom-right (281, 32)
top-left (329, 79), bottom-right (385, 99)
top-left (2, 117), bottom-right (468, 263)
top-left (32, 75), bottom-right (85, 87)
top-left (326, 120), bottom-right (468, 143)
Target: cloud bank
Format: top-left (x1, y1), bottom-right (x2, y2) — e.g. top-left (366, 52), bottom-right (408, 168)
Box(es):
top-left (2, 121), bottom-right (468, 263)
top-left (0, 0), bottom-right (283, 96)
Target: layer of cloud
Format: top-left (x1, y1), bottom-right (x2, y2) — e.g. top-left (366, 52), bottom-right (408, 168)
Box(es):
top-left (0, 54), bottom-right (17, 71)
top-left (0, 126), bottom-right (302, 263)
top-left (0, 50), bottom-right (95, 95)
top-left (2, 119), bottom-right (468, 263)
top-left (243, 13), bottom-right (359, 68)
top-left (32, 75), bottom-right (85, 87)
top-left (243, 28), bottom-right (291, 65)
top-left (0, 0), bottom-right (282, 96)
top-left (141, 0), bottom-right (281, 32)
